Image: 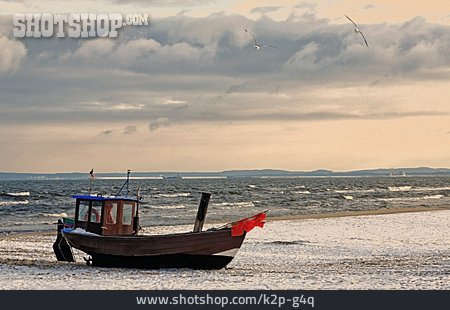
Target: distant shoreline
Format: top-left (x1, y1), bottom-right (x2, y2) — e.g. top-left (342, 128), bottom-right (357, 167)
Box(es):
top-left (2, 167), bottom-right (450, 180)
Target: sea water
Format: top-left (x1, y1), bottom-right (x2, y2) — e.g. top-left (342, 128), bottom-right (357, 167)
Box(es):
top-left (0, 176), bottom-right (450, 233)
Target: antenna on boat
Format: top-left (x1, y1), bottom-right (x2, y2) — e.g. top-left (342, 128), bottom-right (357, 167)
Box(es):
top-left (115, 169), bottom-right (131, 197)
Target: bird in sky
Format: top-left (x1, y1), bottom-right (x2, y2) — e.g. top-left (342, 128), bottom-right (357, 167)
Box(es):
top-left (345, 14), bottom-right (369, 49)
top-left (244, 28), bottom-right (279, 50)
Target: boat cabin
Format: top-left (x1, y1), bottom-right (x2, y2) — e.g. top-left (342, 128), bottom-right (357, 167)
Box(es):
top-left (72, 195), bottom-right (139, 236)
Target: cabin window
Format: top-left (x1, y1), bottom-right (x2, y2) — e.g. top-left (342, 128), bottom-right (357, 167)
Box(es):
top-left (122, 202), bottom-right (134, 225)
top-left (105, 202), bottom-right (118, 224)
top-left (91, 201), bottom-right (102, 223)
top-left (78, 201), bottom-right (90, 222)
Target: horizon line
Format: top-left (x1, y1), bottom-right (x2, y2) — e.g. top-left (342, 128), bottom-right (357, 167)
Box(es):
top-left (1, 166), bottom-right (449, 175)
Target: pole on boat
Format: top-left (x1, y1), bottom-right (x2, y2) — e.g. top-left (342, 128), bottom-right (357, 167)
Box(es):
top-left (133, 186), bottom-right (141, 235)
top-left (193, 192), bottom-right (211, 233)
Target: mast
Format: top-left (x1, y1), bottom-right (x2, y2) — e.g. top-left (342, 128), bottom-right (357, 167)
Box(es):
top-left (115, 169), bottom-right (131, 197)
top-left (126, 169), bottom-right (130, 197)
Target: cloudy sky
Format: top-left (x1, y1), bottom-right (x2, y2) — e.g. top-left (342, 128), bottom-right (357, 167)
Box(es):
top-left (1, 0), bottom-right (450, 173)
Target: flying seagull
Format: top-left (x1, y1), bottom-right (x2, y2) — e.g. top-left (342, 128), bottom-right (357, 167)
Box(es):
top-left (244, 28), bottom-right (279, 50)
top-left (345, 14), bottom-right (369, 48)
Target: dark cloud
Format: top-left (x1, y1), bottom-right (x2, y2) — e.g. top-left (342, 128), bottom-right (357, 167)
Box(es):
top-left (0, 36), bottom-right (27, 74)
top-left (123, 125), bottom-right (137, 134)
top-left (226, 81), bottom-right (252, 94)
top-left (59, 14), bottom-right (450, 81)
top-left (251, 7), bottom-right (282, 15)
top-left (1, 12), bottom-right (450, 131)
top-left (110, 0), bottom-right (215, 6)
top-left (294, 2), bottom-right (317, 11)
top-left (363, 4), bottom-right (377, 10)
top-left (149, 117), bottom-right (173, 131)
top-left (100, 129), bottom-right (114, 135)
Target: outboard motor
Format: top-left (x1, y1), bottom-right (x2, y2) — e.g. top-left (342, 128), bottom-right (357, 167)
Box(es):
top-left (53, 219), bottom-right (75, 262)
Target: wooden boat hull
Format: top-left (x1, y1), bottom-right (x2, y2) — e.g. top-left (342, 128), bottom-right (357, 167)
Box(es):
top-left (62, 228), bottom-right (245, 269)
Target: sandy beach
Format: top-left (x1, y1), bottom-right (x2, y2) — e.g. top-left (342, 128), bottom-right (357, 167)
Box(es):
top-left (0, 208), bottom-right (449, 290)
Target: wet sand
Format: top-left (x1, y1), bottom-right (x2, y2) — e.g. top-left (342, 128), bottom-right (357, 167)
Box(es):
top-left (0, 208), bottom-right (449, 289)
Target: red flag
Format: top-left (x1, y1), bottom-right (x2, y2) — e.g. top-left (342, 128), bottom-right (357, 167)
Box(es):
top-left (231, 212), bottom-right (266, 236)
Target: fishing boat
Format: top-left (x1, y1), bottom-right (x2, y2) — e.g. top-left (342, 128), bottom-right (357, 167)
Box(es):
top-left (54, 171), bottom-right (266, 269)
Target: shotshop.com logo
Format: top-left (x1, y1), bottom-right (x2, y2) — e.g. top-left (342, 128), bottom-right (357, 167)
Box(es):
top-left (13, 13), bottom-right (149, 38)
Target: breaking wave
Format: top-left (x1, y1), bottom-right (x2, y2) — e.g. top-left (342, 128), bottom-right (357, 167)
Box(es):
top-left (1, 191), bottom-right (31, 197)
top-left (334, 189), bottom-right (376, 193)
top-left (0, 200), bottom-right (29, 206)
top-left (379, 195), bottom-right (444, 203)
top-left (388, 186), bottom-right (412, 192)
top-left (149, 205), bottom-right (186, 210)
top-left (212, 201), bottom-right (255, 208)
top-left (153, 193), bottom-right (191, 198)
top-left (41, 212), bottom-right (69, 218)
